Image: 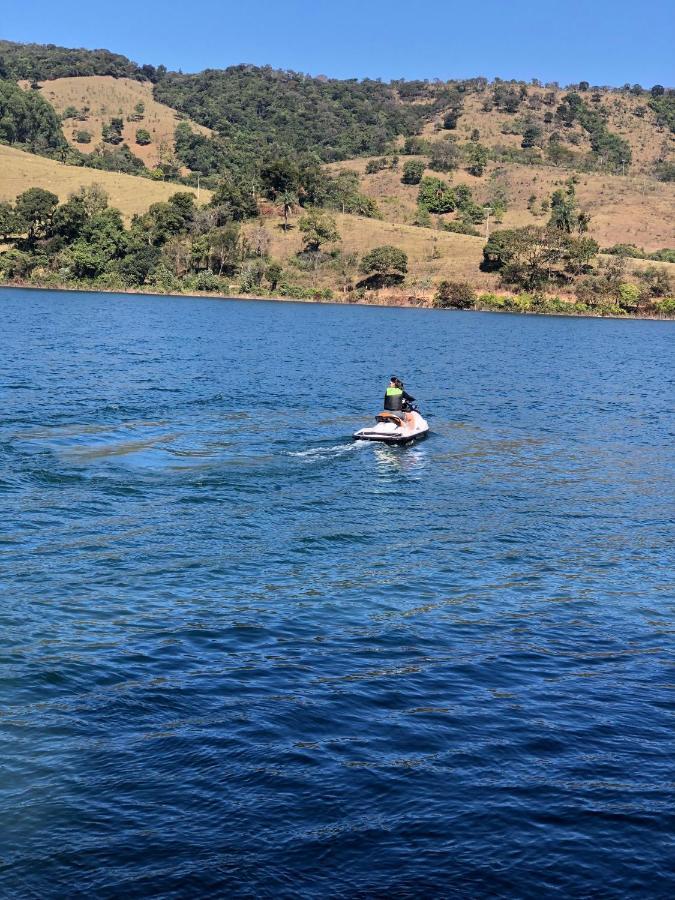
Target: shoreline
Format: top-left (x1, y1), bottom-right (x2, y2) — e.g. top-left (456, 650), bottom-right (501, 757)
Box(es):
top-left (1, 279), bottom-right (674, 322)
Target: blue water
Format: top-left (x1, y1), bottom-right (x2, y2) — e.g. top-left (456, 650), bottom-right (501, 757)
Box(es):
top-left (1, 287), bottom-right (674, 898)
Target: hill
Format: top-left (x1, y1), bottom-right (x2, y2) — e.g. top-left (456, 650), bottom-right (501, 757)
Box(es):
top-left (0, 144), bottom-right (211, 219)
top-left (25, 76), bottom-right (212, 169)
top-left (0, 39), bottom-right (672, 315)
top-left (332, 157), bottom-right (675, 252)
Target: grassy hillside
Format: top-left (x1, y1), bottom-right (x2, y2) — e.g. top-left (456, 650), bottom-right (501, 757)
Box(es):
top-left (24, 76), bottom-right (212, 169)
top-left (423, 88), bottom-right (674, 175)
top-left (245, 209), bottom-right (674, 301)
top-left (253, 212), bottom-right (493, 289)
top-left (331, 157), bottom-right (675, 252)
top-left (0, 144), bottom-right (211, 219)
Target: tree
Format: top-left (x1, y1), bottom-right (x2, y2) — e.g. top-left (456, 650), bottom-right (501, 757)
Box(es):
top-left (102, 117), bottom-right (124, 144)
top-left (266, 262), bottom-right (283, 291)
top-left (548, 181), bottom-right (590, 234)
top-left (465, 142), bottom-right (488, 177)
top-left (401, 160), bottom-right (425, 185)
top-left (577, 211), bottom-right (591, 235)
top-left (210, 175), bottom-right (258, 222)
top-left (360, 245), bottom-right (408, 277)
top-left (249, 222), bottom-right (271, 257)
top-left (207, 224), bottom-right (242, 275)
top-left (651, 85), bottom-right (665, 97)
top-left (14, 187), bottom-right (59, 240)
top-left (260, 157), bottom-right (301, 197)
top-left (76, 184), bottom-right (110, 218)
top-left (163, 236), bottom-right (192, 277)
top-left (277, 191), bottom-right (298, 230)
top-left (481, 225), bottom-right (598, 289)
top-left (521, 125), bottom-right (542, 149)
top-left (434, 280), bottom-right (476, 308)
top-left (565, 236), bottom-right (599, 276)
top-left (359, 245), bottom-right (408, 287)
top-left (135, 128), bottom-right (152, 145)
top-left (51, 195), bottom-right (89, 241)
top-left (298, 209), bottom-right (340, 252)
top-left (0, 80), bottom-right (66, 151)
top-left (429, 139), bottom-right (459, 172)
top-left (443, 110), bottom-right (460, 130)
top-left (0, 201), bottom-right (18, 240)
top-left (418, 177), bottom-right (455, 214)
top-left (116, 245), bottom-right (161, 285)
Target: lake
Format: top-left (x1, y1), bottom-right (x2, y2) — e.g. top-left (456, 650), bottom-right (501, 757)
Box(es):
top-left (1, 287), bottom-right (673, 898)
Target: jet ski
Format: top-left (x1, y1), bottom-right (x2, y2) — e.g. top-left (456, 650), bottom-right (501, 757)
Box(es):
top-left (353, 407), bottom-right (429, 445)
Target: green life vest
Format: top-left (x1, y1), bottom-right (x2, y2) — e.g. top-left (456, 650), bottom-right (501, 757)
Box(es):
top-left (386, 386), bottom-right (403, 396)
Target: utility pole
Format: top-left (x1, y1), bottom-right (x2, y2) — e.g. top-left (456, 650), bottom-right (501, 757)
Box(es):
top-left (484, 206), bottom-right (493, 241)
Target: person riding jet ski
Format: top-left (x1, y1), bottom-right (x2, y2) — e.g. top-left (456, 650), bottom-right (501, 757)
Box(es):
top-left (384, 376), bottom-right (416, 412)
top-left (354, 375), bottom-right (428, 444)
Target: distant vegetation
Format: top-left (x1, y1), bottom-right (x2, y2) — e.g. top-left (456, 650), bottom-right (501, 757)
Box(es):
top-left (0, 39), bottom-right (156, 81)
top-left (1, 178), bottom-right (672, 317)
top-left (0, 39), bottom-right (673, 316)
top-left (157, 65), bottom-right (456, 177)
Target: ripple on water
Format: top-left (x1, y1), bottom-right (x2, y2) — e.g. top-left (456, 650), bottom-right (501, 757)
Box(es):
top-left (0, 289), bottom-right (674, 897)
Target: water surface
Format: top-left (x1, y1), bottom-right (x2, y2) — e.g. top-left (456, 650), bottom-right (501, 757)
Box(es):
top-left (1, 288), bottom-right (674, 897)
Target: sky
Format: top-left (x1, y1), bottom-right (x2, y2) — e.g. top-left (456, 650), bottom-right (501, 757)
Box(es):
top-left (2, 0), bottom-right (673, 86)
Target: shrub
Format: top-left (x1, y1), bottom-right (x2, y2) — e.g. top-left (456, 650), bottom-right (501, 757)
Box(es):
top-left (434, 280), bottom-right (476, 309)
top-left (618, 282), bottom-right (641, 310)
top-left (239, 259), bottom-right (266, 293)
top-left (418, 177), bottom-right (455, 214)
top-left (475, 292), bottom-right (505, 310)
top-left (135, 128), bottom-right (152, 145)
top-left (365, 158), bottom-right (387, 174)
top-left (403, 136), bottom-right (432, 155)
top-left (194, 270), bottom-right (223, 291)
top-left (650, 248), bottom-right (675, 264)
top-left (277, 283), bottom-right (333, 300)
top-left (654, 298), bottom-right (675, 316)
top-left (401, 160), bottom-right (425, 184)
top-left (439, 220), bottom-right (480, 236)
top-left (413, 206), bottom-right (432, 228)
top-left (75, 130), bottom-right (92, 144)
top-left (0, 249), bottom-right (36, 278)
top-left (429, 139), bottom-right (459, 173)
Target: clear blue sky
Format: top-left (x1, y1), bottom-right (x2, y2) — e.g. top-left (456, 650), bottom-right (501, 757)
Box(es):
top-left (2, 0), bottom-right (673, 86)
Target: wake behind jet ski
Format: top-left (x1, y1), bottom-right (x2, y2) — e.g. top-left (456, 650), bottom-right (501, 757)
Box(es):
top-left (353, 376), bottom-right (429, 445)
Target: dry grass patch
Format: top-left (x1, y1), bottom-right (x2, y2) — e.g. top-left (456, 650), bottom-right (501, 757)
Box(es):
top-left (329, 154), bottom-right (675, 251)
top-left (0, 144), bottom-right (211, 220)
top-left (250, 212), bottom-right (499, 291)
top-left (24, 76), bottom-right (211, 168)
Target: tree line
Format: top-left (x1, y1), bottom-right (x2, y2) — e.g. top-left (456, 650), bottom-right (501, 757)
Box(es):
top-left (0, 182), bottom-right (410, 301)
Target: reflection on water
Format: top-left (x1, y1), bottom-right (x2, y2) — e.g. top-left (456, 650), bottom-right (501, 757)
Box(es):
top-left (373, 442), bottom-right (429, 475)
top-left (1, 288), bottom-right (674, 898)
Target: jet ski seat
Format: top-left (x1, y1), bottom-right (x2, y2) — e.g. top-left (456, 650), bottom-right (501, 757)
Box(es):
top-left (376, 411), bottom-right (405, 425)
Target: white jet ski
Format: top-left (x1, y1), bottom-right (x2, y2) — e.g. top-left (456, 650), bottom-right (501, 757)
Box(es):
top-left (353, 408), bottom-right (429, 445)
